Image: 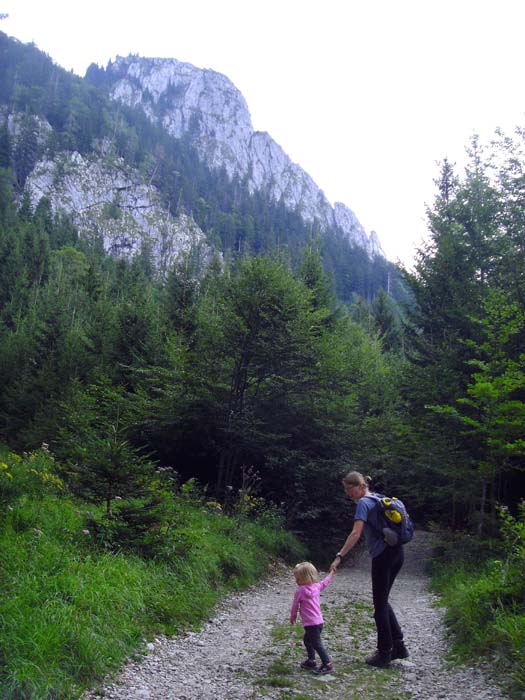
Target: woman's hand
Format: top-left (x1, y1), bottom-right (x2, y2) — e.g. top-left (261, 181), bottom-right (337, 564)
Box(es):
top-left (329, 555), bottom-right (341, 573)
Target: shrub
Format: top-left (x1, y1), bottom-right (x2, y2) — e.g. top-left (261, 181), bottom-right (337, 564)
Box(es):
top-left (431, 505), bottom-right (525, 696)
top-left (0, 446), bottom-right (63, 511)
top-left (0, 454), bottom-right (305, 698)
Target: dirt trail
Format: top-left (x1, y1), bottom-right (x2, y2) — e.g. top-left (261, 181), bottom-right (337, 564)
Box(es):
top-left (84, 530), bottom-right (507, 699)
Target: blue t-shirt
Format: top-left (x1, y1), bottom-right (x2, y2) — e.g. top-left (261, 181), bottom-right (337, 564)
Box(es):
top-left (354, 493), bottom-right (387, 559)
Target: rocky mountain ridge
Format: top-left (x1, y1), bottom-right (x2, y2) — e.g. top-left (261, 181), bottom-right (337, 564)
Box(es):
top-left (2, 28), bottom-right (392, 290)
top-left (26, 145), bottom-right (214, 276)
top-left (106, 55), bottom-right (384, 258)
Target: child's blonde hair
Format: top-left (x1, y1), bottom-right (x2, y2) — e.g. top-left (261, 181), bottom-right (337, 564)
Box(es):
top-left (294, 561), bottom-right (319, 584)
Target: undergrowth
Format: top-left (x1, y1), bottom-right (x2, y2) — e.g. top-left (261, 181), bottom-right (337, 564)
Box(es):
top-left (0, 446), bottom-right (305, 699)
top-left (430, 507), bottom-right (525, 699)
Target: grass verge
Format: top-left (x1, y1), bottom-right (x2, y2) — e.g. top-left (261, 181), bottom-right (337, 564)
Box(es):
top-left (430, 528), bottom-right (525, 699)
top-left (0, 447), bottom-right (305, 699)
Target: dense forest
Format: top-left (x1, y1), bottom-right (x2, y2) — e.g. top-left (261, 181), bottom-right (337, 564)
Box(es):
top-left (0, 28), bottom-right (524, 699)
top-left (2, 137), bottom-right (524, 527)
top-left (0, 30), bottom-right (524, 533)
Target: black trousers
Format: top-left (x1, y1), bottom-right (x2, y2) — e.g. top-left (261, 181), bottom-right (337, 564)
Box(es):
top-left (303, 624), bottom-right (330, 665)
top-left (371, 545), bottom-right (404, 653)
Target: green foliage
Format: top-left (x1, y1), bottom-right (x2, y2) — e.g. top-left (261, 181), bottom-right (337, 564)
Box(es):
top-left (498, 503), bottom-right (525, 601)
top-left (372, 287), bottom-right (402, 352)
top-left (2, 28), bottom-right (525, 698)
top-left (431, 507), bottom-right (525, 695)
top-left (401, 134), bottom-right (525, 529)
top-left (0, 33), bottom-right (414, 537)
top-left (56, 381), bottom-right (148, 502)
top-left (0, 29), bottom-right (408, 305)
top-left (0, 450), bottom-right (304, 699)
top-left (0, 446), bottom-right (63, 508)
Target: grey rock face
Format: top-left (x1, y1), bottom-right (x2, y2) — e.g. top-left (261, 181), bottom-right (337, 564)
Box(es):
top-left (111, 57), bottom-right (253, 177)
top-left (333, 202), bottom-right (370, 251)
top-left (368, 230), bottom-right (385, 258)
top-left (26, 149), bottom-right (214, 277)
top-left (108, 56), bottom-right (384, 258)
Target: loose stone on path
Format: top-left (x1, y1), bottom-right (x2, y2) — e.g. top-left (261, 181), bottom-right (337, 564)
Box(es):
top-left (83, 532), bottom-right (508, 700)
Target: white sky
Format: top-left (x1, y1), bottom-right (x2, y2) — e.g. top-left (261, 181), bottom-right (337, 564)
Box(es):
top-left (2, 0), bottom-right (525, 267)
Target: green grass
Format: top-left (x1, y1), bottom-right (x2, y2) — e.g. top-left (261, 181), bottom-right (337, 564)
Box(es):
top-left (430, 529), bottom-right (525, 698)
top-left (0, 447), bottom-right (306, 700)
top-left (254, 604), bottom-right (405, 700)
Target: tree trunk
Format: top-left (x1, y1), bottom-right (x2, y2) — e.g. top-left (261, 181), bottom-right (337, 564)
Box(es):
top-left (477, 478), bottom-right (487, 536)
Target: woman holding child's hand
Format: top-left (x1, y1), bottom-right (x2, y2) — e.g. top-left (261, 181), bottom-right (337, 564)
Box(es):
top-left (330, 471), bottom-right (409, 668)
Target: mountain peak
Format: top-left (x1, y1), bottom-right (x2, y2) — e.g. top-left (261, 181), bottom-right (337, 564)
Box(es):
top-left (106, 55), bottom-right (384, 258)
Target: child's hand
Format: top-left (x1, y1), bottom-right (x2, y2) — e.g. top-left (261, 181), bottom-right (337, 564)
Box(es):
top-left (290, 618), bottom-right (296, 625)
top-left (329, 558), bottom-right (340, 573)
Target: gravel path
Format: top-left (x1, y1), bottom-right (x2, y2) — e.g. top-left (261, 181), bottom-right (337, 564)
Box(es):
top-left (84, 530), bottom-right (508, 699)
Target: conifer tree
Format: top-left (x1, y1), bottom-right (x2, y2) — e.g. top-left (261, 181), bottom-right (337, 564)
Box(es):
top-left (13, 112), bottom-right (39, 189)
top-left (372, 288), bottom-right (401, 352)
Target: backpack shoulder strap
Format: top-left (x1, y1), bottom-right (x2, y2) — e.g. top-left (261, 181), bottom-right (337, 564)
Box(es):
top-left (363, 493), bottom-right (382, 506)
top-left (360, 494), bottom-right (385, 535)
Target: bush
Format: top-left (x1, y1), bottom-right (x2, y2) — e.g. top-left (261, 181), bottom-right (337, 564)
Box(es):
top-left (0, 453), bottom-right (305, 699)
top-left (431, 505), bottom-right (525, 696)
top-left (0, 446), bottom-right (63, 510)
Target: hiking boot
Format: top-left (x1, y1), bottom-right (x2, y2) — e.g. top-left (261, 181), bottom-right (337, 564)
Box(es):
top-left (392, 640), bottom-right (409, 660)
top-left (300, 659), bottom-right (317, 670)
top-left (313, 663), bottom-right (333, 675)
top-left (365, 650), bottom-right (391, 668)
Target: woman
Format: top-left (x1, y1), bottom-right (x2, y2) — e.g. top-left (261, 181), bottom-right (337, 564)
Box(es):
top-left (330, 471), bottom-right (409, 668)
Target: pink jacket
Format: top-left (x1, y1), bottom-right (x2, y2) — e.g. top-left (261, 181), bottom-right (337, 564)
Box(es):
top-left (290, 574), bottom-right (332, 626)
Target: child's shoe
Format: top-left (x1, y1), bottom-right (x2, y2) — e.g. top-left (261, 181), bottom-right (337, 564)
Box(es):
top-left (300, 659), bottom-right (317, 670)
top-left (313, 663), bottom-right (333, 675)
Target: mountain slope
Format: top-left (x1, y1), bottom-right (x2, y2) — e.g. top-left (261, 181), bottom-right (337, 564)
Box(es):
top-left (1, 31), bottom-right (406, 302)
top-left (102, 55), bottom-right (384, 257)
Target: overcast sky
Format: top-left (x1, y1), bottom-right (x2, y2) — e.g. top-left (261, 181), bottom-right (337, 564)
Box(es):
top-left (3, 0), bottom-right (525, 266)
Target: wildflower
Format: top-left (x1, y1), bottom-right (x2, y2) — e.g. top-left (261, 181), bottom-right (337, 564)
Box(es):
top-left (205, 500), bottom-right (223, 512)
top-left (0, 463), bottom-right (13, 479)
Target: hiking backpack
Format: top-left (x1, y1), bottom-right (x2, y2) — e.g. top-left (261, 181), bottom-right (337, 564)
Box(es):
top-left (366, 494), bottom-right (415, 546)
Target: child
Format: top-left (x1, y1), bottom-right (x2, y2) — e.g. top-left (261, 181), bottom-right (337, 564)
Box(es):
top-left (290, 561), bottom-right (334, 674)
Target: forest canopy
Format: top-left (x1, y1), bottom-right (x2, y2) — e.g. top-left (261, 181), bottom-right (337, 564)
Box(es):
top-left (0, 30), bottom-right (524, 540)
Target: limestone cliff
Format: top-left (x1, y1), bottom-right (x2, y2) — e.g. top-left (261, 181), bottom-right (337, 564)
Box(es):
top-left (107, 56), bottom-right (384, 258)
top-left (26, 147), bottom-right (213, 277)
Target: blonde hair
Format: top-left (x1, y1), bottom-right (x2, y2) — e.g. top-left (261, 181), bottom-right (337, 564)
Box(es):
top-left (294, 562), bottom-right (319, 584)
top-left (342, 471), bottom-right (371, 488)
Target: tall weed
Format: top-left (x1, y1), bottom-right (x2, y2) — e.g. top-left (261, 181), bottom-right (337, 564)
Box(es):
top-left (431, 505), bottom-right (525, 697)
top-left (0, 453), bottom-right (305, 699)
